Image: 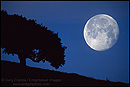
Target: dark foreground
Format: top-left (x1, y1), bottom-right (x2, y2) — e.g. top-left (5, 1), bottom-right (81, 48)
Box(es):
top-left (1, 60), bottom-right (129, 86)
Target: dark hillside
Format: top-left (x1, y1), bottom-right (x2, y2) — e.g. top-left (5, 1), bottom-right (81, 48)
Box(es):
top-left (1, 60), bottom-right (129, 86)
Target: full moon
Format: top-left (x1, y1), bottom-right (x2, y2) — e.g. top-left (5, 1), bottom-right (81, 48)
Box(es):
top-left (84, 14), bottom-right (119, 51)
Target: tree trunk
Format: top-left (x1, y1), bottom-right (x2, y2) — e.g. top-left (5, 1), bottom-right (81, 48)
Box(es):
top-left (19, 56), bottom-right (26, 67)
top-left (18, 56), bottom-right (26, 76)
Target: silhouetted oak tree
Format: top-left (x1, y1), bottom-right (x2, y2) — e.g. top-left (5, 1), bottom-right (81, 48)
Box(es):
top-left (1, 10), bottom-right (67, 69)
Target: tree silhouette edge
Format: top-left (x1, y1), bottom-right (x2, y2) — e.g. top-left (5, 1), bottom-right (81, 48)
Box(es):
top-left (1, 10), bottom-right (67, 69)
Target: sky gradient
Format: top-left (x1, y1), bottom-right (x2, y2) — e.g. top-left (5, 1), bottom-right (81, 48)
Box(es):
top-left (1, 1), bottom-right (129, 83)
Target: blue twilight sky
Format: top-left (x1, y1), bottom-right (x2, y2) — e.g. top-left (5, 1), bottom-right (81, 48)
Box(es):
top-left (1, 1), bottom-right (129, 83)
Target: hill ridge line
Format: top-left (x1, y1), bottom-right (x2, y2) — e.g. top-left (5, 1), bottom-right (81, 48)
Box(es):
top-left (1, 60), bottom-right (129, 86)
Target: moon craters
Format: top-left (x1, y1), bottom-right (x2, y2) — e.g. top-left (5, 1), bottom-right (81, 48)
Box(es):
top-left (84, 14), bottom-right (119, 51)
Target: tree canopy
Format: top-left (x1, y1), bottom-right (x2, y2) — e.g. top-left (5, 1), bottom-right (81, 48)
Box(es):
top-left (1, 10), bottom-right (67, 69)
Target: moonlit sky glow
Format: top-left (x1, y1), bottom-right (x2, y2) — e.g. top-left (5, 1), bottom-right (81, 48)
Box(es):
top-left (1, 1), bottom-right (129, 83)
